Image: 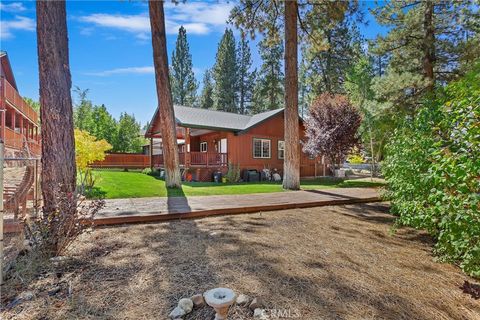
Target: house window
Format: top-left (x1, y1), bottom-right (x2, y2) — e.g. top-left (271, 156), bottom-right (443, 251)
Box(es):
top-left (278, 140), bottom-right (285, 159)
top-left (253, 138), bottom-right (271, 158)
top-left (200, 142), bottom-right (208, 152)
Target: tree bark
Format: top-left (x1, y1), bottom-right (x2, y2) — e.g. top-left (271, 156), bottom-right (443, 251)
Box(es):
top-left (283, 0), bottom-right (300, 190)
top-left (149, 0), bottom-right (182, 188)
top-left (423, 0), bottom-right (435, 92)
top-left (36, 1), bottom-right (76, 217)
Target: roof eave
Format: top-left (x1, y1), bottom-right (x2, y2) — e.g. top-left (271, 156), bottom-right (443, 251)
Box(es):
top-left (179, 123), bottom-right (241, 132)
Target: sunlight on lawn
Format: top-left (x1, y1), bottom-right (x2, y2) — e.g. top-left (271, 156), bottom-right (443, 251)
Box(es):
top-left (90, 169), bottom-right (385, 199)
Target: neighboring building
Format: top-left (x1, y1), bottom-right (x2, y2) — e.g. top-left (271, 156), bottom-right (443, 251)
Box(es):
top-left (145, 105), bottom-right (328, 181)
top-left (0, 51), bottom-right (40, 157)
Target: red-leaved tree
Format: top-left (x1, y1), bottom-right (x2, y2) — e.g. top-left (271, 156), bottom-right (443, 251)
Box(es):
top-left (303, 94), bottom-right (361, 170)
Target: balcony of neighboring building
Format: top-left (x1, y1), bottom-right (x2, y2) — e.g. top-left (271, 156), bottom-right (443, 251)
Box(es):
top-left (1, 76), bottom-right (40, 155)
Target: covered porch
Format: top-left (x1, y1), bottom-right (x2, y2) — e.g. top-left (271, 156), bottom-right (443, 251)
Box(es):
top-left (147, 126), bottom-right (228, 169)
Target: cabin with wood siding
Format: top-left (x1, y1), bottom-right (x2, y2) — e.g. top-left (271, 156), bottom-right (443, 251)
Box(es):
top-left (145, 105), bottom-right (328, 181)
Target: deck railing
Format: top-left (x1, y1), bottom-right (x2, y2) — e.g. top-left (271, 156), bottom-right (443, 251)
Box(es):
top-left (4, 127), bottom-right (41, 155)
top-left (190, 152), bottom-right (228, 167)
top-left (1, 77), bottom-right (39, 124)
top-left (153, 151), bottom-right (228, 167)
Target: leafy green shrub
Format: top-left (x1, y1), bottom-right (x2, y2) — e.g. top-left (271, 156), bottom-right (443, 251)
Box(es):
top-left (225, 162), bottom-right (241, 182)
top-left (142, 167), bottom-right (152, 175)
top-left (347, 153), bottom-right (364, 164)
top-left (383, 66), bottom-right (480, 277)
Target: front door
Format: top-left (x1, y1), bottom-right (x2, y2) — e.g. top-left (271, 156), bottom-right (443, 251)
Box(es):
top-left (219, 138), bottom-right (227, 153)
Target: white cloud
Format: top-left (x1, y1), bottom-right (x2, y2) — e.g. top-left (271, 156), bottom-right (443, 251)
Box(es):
top-left (85, 66), bottom-right (154, 77)
top-left (1, 15), bottom-right (35, 40)
top-left (78, 1), bottom-right (233, 39)
top-left (165, 1), bottom-right (233, 27)
top-left (79, 13), bottom-right (150, 33)
top-left (0, 2), bottom-right (27, 13)
top-left (88, 65), bottom-right (205, 78)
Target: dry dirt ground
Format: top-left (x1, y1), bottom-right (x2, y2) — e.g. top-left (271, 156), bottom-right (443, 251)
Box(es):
top-left (3, 203), bottom-right (479, 320)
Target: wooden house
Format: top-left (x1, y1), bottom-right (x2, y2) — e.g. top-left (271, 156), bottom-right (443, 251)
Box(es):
top-left (145, 106), bottom-right (327, 181)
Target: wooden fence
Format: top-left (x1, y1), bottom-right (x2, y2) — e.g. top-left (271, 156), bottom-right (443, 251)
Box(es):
top-left (91, 153), bottom-right (150, 169)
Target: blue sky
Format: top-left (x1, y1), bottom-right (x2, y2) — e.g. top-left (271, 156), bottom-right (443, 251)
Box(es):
top-left (1, 0), bottom-right (387, 126)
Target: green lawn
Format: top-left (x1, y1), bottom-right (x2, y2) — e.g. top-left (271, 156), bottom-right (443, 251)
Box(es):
top-left (88, 169), bottom-right (385, 199)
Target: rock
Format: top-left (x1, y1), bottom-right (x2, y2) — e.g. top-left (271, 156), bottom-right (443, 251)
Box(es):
top-left (177, 298), bottom-right (193, 313)
top-left (19, 291), bottom-right (34, 301)
top-left (253, 308), bottom-right (267, 319)
top-left (236, 294), bottom-right (251, 305)
top-left (249, 297), bottom-right (263, 310)
top-left (48, 286), bottom-right (61, 296)
top-left (50, 256), bottom-right (69, 266)
top-left (191, 294), bottom-right (205, 307)
top-left (50, 256), bottom-right (69, 263)
top-left (169, 306), bottom-right (186, 319)
top-left (23, 240), bottom-right (32, 251)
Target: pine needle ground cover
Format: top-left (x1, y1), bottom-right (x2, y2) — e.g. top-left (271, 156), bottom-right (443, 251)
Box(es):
top-left (88, 169), bottom-right (385, 199)
top-left (3, 203), bottom-right (478, 319)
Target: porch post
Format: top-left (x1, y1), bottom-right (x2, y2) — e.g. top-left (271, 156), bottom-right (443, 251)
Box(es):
top-left (185, 127), bottom-right (191, 168)
top-left (149, 137), bottom-right (153, 170)
top-left (0, 109), bottom-right (5, 143)
top-left (0, 82), bottom-right (3, 144)
top-left (20, 116), bottom-right (23, 134)
top-left (11, 110), bottom-right (15, 132)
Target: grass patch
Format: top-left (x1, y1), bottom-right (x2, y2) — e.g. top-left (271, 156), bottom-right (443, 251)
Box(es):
top-left (89, 169), bottom-right (385, 199)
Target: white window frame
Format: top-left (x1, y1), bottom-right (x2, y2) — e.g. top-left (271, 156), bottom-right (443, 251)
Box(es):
top-left (200, 142), bottom-right (208, 152)
top-left (278, 140), bottom-right (285, 159)
top-left (253, 138), bottom-right (271, 159)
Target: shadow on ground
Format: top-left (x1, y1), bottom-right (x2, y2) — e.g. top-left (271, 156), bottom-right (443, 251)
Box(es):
top-left (3, 203), bottom-right (479, 320)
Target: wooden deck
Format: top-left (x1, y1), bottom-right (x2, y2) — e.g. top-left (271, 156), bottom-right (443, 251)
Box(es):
top-left (94, 188), bottom-right (381, 226)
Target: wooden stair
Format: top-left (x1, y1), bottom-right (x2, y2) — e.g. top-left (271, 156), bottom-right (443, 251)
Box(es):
top-left (3, 166), bottom-right (35, 219)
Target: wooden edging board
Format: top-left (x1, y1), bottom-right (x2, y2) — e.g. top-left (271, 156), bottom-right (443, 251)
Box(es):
top-left (4, 196), bottom-right (382, 233)
top-left (92, 196), bottom-right (382, 227)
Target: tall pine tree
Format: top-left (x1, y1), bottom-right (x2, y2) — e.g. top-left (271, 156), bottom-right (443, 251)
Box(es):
top-left (113, 113), bottom-right (144, 153)
top-left (213, 29), bottom-right (238, 112)
top-left (200, 69), bottom-right (214, 109)
top-left (90, 104), bottom-right (117, 146)
top-left (73, 86), bottom-right (94, 131)
top-left (371, 1), bottom-right (479, 113)
top-left (252, 37), bottom-right (284, 113)
top-left (170, 26), bottom-right (197, 106)
top-left (236, 35), bottom-right (256, 114)
top-left (301, 18), bottom-right (362, 101)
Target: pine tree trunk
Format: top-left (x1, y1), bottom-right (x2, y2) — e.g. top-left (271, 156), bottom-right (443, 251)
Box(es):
top-left (283, 0), bottom-right (300, 190)
top-left (149, 0), bottom-right (182, 188)
top-left (368, 125), bottom-right (376, 178)
top-left (423, 0), bottom-right (435, 92)
top-left (36, 1), bottom-right (76, 218)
